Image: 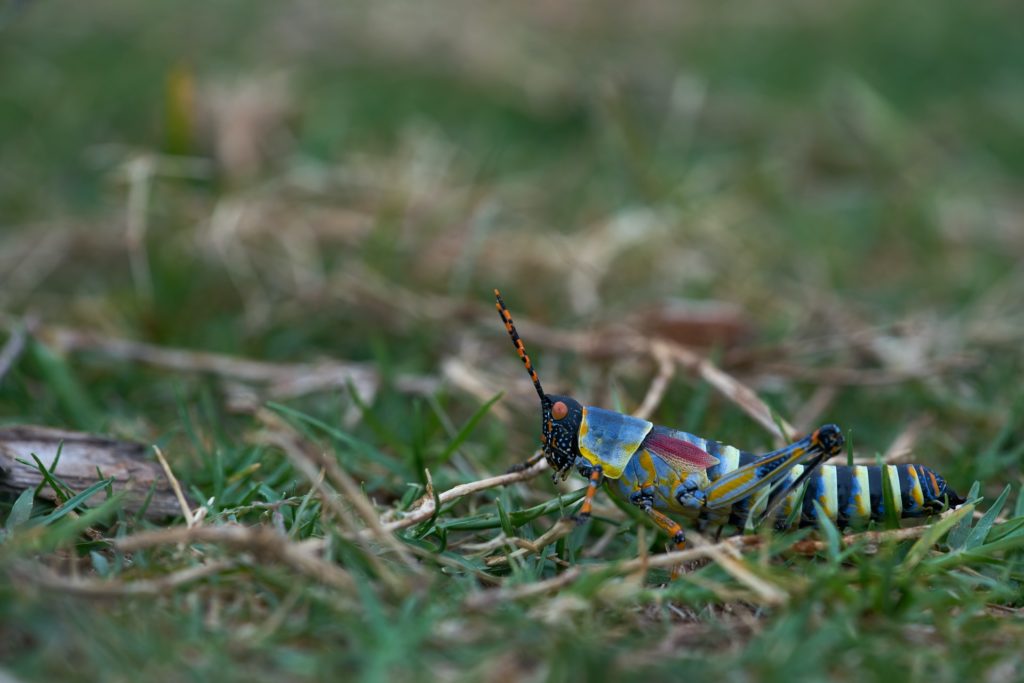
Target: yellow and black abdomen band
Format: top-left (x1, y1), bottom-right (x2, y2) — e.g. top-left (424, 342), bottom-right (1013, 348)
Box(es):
top-left (798, 463), bottom-right (961, 526)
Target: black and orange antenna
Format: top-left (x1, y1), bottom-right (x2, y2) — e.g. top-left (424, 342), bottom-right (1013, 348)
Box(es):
top-left (494, 289), bottom-right (546, 402)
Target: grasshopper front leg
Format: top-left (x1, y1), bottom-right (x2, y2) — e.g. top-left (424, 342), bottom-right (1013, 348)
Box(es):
top-left (506, 449), bottom-right (546, 473)
top-left (574, 465), bottom-right (604, 523)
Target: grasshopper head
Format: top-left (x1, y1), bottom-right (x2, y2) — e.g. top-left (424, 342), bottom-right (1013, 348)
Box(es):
top-left (541, 394), bottom-right (583, 477)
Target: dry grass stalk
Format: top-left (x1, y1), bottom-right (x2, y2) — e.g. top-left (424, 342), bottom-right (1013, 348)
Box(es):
top-left (28, 322), bottom-right (438, 401)
top-left (465, 509), bottom-right (961, 609)
top-left (792, 385), bottom-right (839, 435)
top-left (441, 357), bottom-right (511, 420)
top-left (476, 310), bottom-right (794, 440)
top-left (756, 357), bottom-right (974, 386)
top-left (152, 445), bottom-right (195, 527)
top-left (484, 518), bottom-right (575, 567)
top-left (329, 266), bottom-right (793, 441)
top-left (632, 340), bottom-right (676, 421)
top-left (12, 559), bottom-right (236, 598)
top-left (122, 155), bottom-right (155, 303)
top-left (255, 408), bottom-right (422, 580)
top-left (656, 339), bottom-right (795, 443)
top-left (253, 411), bottom-right (410, 594)
top-left (684, 530), bottom-right (787, 606)
top-left (114, 525), bottom-right (356, 592)
top-left (826, 415), bottom-right (936, 467)
top-left (374, 455), bottom-right (549, 537)
top-left (881, 415), bottom-right (934, 464)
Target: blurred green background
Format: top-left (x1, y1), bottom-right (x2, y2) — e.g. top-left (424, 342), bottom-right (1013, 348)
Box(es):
top-left (2, 1), bottom-right (1024, 681)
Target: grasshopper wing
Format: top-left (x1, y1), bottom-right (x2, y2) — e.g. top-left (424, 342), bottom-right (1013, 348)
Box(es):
top-left (642, 426), bottom-right (720, 474)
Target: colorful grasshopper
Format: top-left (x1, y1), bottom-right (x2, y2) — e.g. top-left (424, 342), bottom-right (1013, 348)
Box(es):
top-left (495, 290), bottom-right (963, 549)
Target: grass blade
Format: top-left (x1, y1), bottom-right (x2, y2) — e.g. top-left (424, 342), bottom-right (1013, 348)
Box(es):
top-left (435, 392), bottom-right (502, 466)
top-left (900, 503), bottom-right (974, 572)
top-left (947, 481), bottom-right (982, 550)
top-left (963, 483), bottom-right (1012, 550)
top-left (812, 501), bottom-right (842, 564)
top-left (36, 478), bottom-right (115, 526)
top-left (5, 488), bottom-right (35, 532)
top-left (880, 465), bottom-right (901, 530)
top-left (23, 452), bottom-right (74, 503)
top-left (27, 340), bottom-right (101, 430)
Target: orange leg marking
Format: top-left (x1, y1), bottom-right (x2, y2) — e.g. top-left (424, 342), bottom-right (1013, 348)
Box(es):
top-left (644, 508), bottom-right (687, 550)
top-left (576, 466), bottom-right (604, 521)
top-left (642, 507), bottom-right (688, 579)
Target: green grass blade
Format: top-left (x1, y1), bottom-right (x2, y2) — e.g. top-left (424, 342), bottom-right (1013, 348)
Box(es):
top-left (23, 452), bottom-right (74, 503)
top-left (5, 488), bottom-right (35, 532)
top-left (982, 515), bottom-right (1024, 544)
top-left (812, 501), bottom-right (842, 564)
top-left (880, 465), bottom-right (901, 530)
top-left (783, 479), bottom-right (810, 530)
top-left (495, 497), bottom-right (516, 538)
top-left (27, 340), bottom-right (101, 430)
top-left (926, 529), bottom-right (1024, 572)
top-left (21, 495), bottom-right (125, 553)
top-left (435, 392), bottom-right (502, 466)
top-left (36, 478), bottom-right (115, 526)
top-left (510, 489), bottom-right (585, 527)
top-left (266, 400), bottom-right (406, 477)
top-left (963, 483), bottom-right (1012, 550)
top-left (947, 481), bottom-right (982, 550)
top-left (900, 503), bottom-right (974, 572)
top-left (770, 409), bottom-right (791, 442)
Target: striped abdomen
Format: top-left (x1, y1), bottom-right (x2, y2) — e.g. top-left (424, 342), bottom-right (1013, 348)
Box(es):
top-left (703, 443), bottom-right (962, 528)
top-left (775, 462), bottom-right (963, 528)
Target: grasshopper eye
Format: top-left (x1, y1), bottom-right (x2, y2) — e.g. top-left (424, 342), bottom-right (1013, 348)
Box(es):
top-left (552, 401), bottom-right (568, 420)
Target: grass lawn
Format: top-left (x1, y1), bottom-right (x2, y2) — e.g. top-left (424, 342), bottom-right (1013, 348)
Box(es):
top-left (2, 1), bottom-right (1023, 681)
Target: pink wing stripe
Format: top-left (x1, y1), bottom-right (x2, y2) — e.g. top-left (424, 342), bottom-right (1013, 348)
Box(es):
top-left (645, 432), bottom-right (718, 468)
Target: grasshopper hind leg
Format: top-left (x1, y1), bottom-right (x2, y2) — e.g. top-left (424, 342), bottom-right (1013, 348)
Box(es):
top-left (630, 495), bottom-right (688, 580)
top-left (700, 425), bottom-right (842, 513)
top-left (628, 491), bottom-right (687, 550)
top-left (645, 507), bottom-right (687, 551)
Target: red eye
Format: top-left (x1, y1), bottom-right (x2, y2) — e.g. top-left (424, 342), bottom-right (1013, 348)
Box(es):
top-left (552, 401), bottom-right (568, 420)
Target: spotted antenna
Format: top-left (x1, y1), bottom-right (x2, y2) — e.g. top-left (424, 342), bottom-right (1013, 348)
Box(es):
top-left (494, 289), bottom-right (546, 402)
